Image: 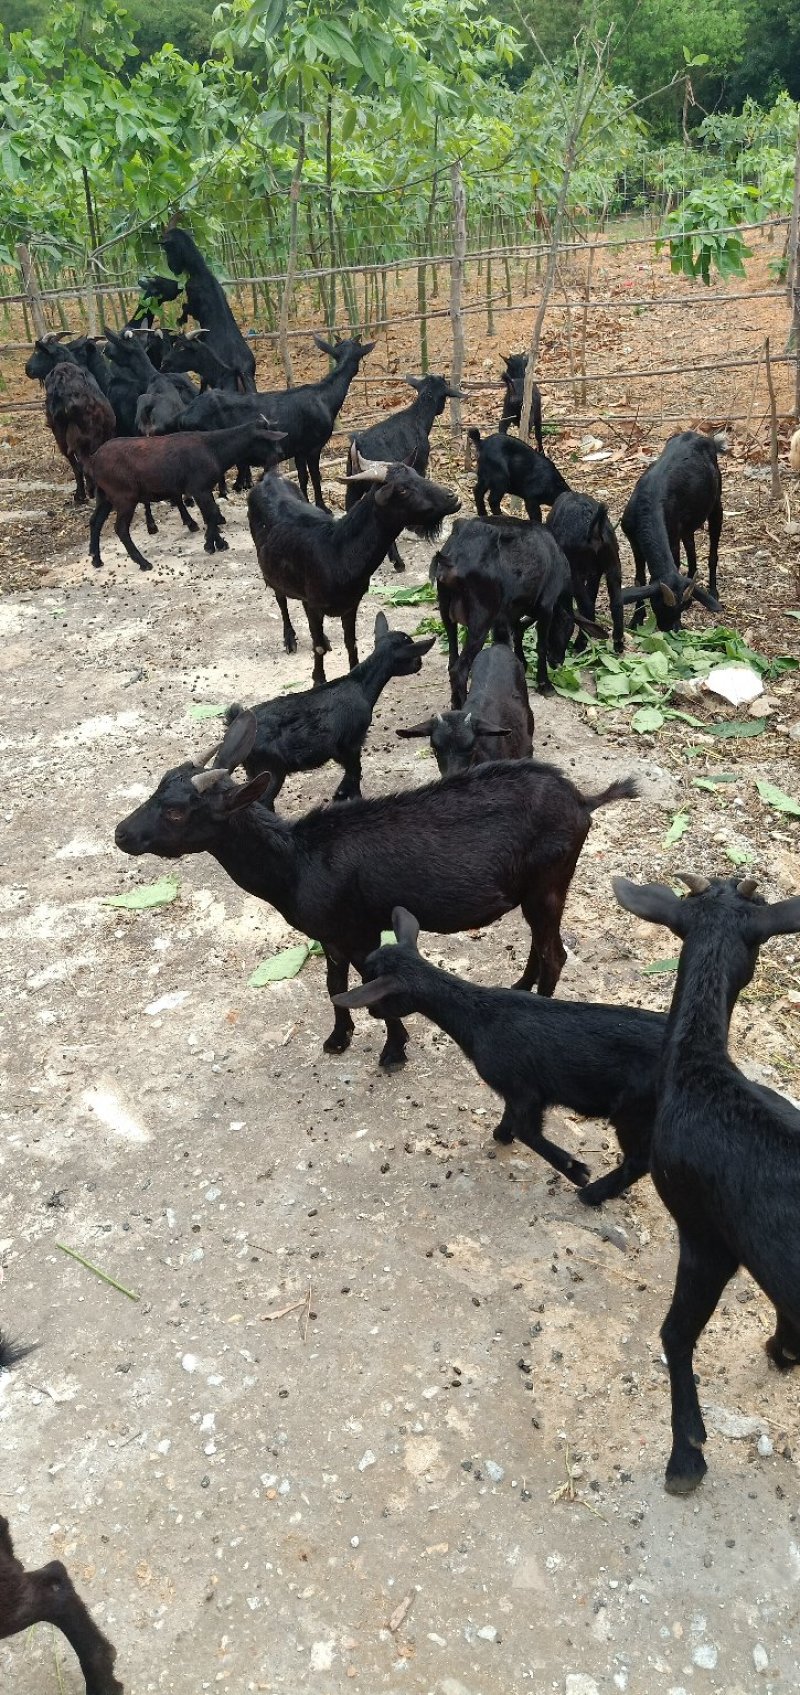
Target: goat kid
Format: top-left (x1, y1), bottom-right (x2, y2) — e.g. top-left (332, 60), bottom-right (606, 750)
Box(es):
top-left (334, 905), bottom-right (666, 1197)
top-left (546, 490), bottom-right (625, 655)
top-left (224, 611), bottom-right (435, 806)
top-left (613, 871), bottom-right (800, 1494)
top-left (345, 373), bottom-right (464, 569)
top-left (620, 430), bottom-right (723, 630)
top-left (397, 633), bottom-right (533, 775)
top-left (114, 711), bottom-right (638, 1066)
top-left (498, 352), bottom-right (544, 449)
top-left (43, 365), bottom-right (115, 503)
top-left (468, 429), bottom-right (569, 523)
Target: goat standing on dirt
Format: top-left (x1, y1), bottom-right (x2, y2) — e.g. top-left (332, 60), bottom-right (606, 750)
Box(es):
top-left (620, 431), bottom-right (723, 630)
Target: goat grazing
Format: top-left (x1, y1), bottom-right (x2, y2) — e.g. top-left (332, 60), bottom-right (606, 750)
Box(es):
top-left (224, 611), bottom-right (435, 806)
top-left (176, 334), bottom-right (375, 506)
top-left (344, 373), bottom-right (464, 570)
top-left (162, 225), bottom-right (256, 393)
top-left (42, 364), bottom-right (116, 503)
top-left (620, 430), bottom-right (723, 630)
top-left (89, 419), bottom-right (284, 570)
top-left (0, 1335), bottom-right (123, 1693)
top-left (248, 461), bottom-right (459, 685)
top-left (431, 515), bottom-right (599, 703)
top-left (546, 490), bottom-right (625, 655)
top-left (468, 429), bottom-right (568, 523)
top-left (498, 352), bottom-right (543, 449)
top-left (114, 711), bottom-right (638, 1066)
top-left (613, 872), bottom-right (800, 1494)
top-left (397, 632), bottom-right (533, 775)
top-left (334, 905), bottom-right (666, 1197)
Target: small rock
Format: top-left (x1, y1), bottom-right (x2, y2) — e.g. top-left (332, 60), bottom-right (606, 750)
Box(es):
top-left (358, 1450), bottom-right (376, 1472)
top-left (181, 1353), bottom-right (198, 1373)
top-left (565, 1677), bottom-right (601, 1695)
top-left (753, 1644), bottom-right (769, 1673)
top-left (477, 1624), bottom-right (498, 1642)
top-left (704, 1404), bottom-right (765, 1440)
top-left (757, 1434), bottom-right (773, 1457)
top-left (485, 1460), bottom-right (504, 1483)
top-left (692, 1643), bottom-right (719, 1670)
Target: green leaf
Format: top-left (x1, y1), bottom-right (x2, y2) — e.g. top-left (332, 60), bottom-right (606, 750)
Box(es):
top-left (380, 929), bottom-right (396, 945)
top-left (631, 705), bottom-right (665, 733)
top-left (725, 844), bottom-right (753, 867)
top-left (707, 717), bottom-right (767, 739)
top-left (189, 703), bottom-right (227, 720)
top-left (663, 811), bottom-right (690, 847)
top-left (755, 781), bottom-right (800, 817)
top-left (340, 104), bottom-right (357, 141)
top-left (642, 956), bottom-right (679, 974)
top-left (692, 774), bottom-right (737, 791)
top-left (104, 877), bottom-right (179, 910)
top-left (375, 582), bottom-right (437, 604)
top-left (249, 943), bottom-right (312, 986)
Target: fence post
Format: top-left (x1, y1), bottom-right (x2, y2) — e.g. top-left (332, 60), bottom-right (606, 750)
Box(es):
top-left (764, 337), bottom-right (781, 498)
top-left (449, 161), bottom-right (466, 440)
top-left (16, 244), bottom-right (47, 339)
top-left (790, 114), bottom-right (800, 418)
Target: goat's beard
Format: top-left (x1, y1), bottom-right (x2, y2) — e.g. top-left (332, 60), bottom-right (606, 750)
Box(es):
top-left (411, 519), bottom-right (446, 542)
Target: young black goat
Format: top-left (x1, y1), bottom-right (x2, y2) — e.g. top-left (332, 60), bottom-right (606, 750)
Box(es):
top-left (224, 612), bottom-right (435, 806)
top-left (334, 906), bottom-right (665, 1196)
top-left (431, 515), bottom-right (600, 703)
top-left (135, 372), bottom-right (199, 436)
top-left (89, 420), bottom-right (284, 570)
top-left (344, 373), bottom-right (464, 570)
top-left (468, 429), bottom-right (569, 522)
top-left (248, 462), bottom-right (460, 685)
top-left (161, 329), bottom-right (242, 392)
top-left (0, 1335), bottom-right (123, 1693)
top-left (620, 431), bottom-right (723, 630)
top-left (397, 633), bottom-right (533, 775)
top-left (613, 872), bottom-right (800, 1495)
top-left (43, 365), bottom-right (116, 503)
top-left (114, 711), bottom-right (638, 1066)
top-left (162, 225), bottom-right (256, 393)
top-left (176, 334), bottom-right (376, 506)
top-left (498, 352), bottom-right (543, 449)
top-left (546, 490), bottom-right (625, 655)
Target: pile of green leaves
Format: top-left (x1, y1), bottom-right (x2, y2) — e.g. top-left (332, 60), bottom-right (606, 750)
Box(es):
top-left (544, 618), bottom-right (798, 734)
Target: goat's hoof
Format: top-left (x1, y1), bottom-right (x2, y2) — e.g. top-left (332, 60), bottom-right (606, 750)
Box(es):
top-left (139, 561), bottom-right (153, 572)
top-left (73, 494), bottom-right (88, 507)
top-left (577, 1181), bottom-right (605, 1207)
top-left (537, 681), bottom-right (555, 697)
top-left (492, 1123), bottom-right (515, 1144)
top-left (568, 1159), bottom-right (591, 1188)
top-left (91, 559), bottom-right (104, 570)
top-left (323, 1030), bottom-right (353, 1055)
top-left (392, 560), bottom-right (406, 573)
top-left (379, 1049), bottom-right (407, 1072)
top-left (215, 536), bottom-right (229, 552)
top-left (664, 1449), bottom-right (707, 1495)
top-left (283, 636), bottom-right (298, 656)
top-left (766, 1337), bottom-right (799, 1371)
top-left (186, 519), bottom-right (200, 533)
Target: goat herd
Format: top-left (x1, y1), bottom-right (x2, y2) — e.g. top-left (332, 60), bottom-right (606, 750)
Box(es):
top-left (5, 224), bottom-right (799, 1694)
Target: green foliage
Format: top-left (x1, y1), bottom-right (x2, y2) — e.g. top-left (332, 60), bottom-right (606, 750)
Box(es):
top-left (657, 182), bottom-right (755, 283)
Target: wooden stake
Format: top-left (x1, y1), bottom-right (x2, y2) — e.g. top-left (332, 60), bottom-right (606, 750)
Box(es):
top-left (764, 336), bottom-right (781, 499)
top-left (15, 244), bottom-right (47, 339)
top-left (449, 161), bottom-right (467, 439)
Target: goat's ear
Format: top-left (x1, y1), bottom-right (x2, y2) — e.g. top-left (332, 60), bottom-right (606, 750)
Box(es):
top-left (396, 719), bottom-right (435, 738)
top-left (474, 721), bottom-right (511, 736)
top-left (612, 876), bottom-right (688, 933)
top-left (312, 333), bottom-right (337, 355)
top-left (216, 709), bottom-right (258, 771)
top-left (748, 896), bottom-right (800, 940)
top-left (573, 611), bottom-right (607, 637)
top-left (222, 771), bottom-right (272, 813)
top-left (620, 583), bottom-right (661, 605)
top-left (692, 585), bottom-right (720, 612)
top-left (392, 906), bottom-right (420, 948)
top-left (332, 976), bottom-right (397, 1008)
top-left (404, 375), bottom-right (424, 391)
top-left (374, 611), bottom-right (389, 643)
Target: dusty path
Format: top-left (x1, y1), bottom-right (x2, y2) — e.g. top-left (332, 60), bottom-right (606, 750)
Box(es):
top-left (1, 468), bottom-right (799, 1695)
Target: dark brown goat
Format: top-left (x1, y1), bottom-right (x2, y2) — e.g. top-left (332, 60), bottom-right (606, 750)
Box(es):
top-left (114, 711), bottom-right (638, 1069)
top-left (89, 419), bottom-right (284, 570)
top-left (0, 1335), bottom-right (123, 1693)
top-left (43, 365), bottom-right (116, 504)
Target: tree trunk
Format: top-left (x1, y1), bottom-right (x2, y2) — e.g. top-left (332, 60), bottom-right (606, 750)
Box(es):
top-left (16, 244), bottom-right (47, 339)
top-left (326, 93), bottom-right (337, 336)
top-left (277, 123), bottom-right (306, 386)
top-left (449, 162), bottom-right (467, 438)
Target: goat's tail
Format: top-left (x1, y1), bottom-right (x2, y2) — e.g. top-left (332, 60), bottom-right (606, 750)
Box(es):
top-left (224, 703), bottom-right (244, 727)
top-left (583, 775), bottom-right (639, 813)
top-left (0, 1332), bottom-right (36, 1373)
top-left (466, 427), bottom-right (481, 447)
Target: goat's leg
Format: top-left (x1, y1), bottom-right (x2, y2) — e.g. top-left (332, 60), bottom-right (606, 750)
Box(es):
top-left (707, 494), bottom-right (723, 602)
top-left (627, 537), bottom-right (649, 629)
top-left (474, 478), bottom-right (489, 516)
top-left (488, 489), bottom-right (505, 516)
top-left (341, 604), bottom-right (360, 671)
top-left (605, 562), bottom-right (626, 654)
top-left (275, 594), bottom-right (298, 655)
top-left (681, 529), bottom-right (698, 579)
top-left (322, 951), bottom-right (355, 1054)
top-left (439, 595), bottom-right (462, 706)
top-left (388, 540), bottom-right (406, 572)
top-left (305, 605), bottom-right (331, 687)
top-left (534, 611), bottom-right (554, 694)
top-left (579, 1100), bottom-right (650, 1207)
top-left (175, 497), bottom-right (199, 533)
top-left (233, 463), bottom-right (252, 494)
top-left (523, 500), bottom-right (543, 523)
top-left (68, 453), bottom-right (88, 504)
top-left (451, 614), bottom-right (492, 708)
top-left (89, 498), bottom-right (112, 569)
top-left (519, 856), bottom-right (577, 997)
top-left (11, 1560), bottom-right (122, 1695)
top-left (114, 505), bottom-right (154, 572)
top-left (766, 1310), bottom-right (800, 1371)
top-left (332, 750), bottom-right (363, 801)
top-left (660, 1231), bottom-right (737, 1494)
top-left (495, 1101), bottom-right (589, 1187)
top-left (143, 501), bottom-right (158, 536)
top-left (294, 455), bottom-right (311, 502)
top-left (194, 489), bottom-right (229, 554)
top-left (306, 451), bottom-right (330, 513)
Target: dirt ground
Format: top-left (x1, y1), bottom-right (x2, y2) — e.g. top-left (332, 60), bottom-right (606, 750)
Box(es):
top-left (1, 244), bottom-right (799, 1694)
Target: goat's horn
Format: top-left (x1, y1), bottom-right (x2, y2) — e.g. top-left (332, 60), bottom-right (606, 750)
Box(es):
top-left (194, 738), bottom-right (223, 769)
top-left (356, 450), bottom-right (391, 478)
top-left (677, 873), bottom-right (711, 895)
top-left (191, 768), bottom-right (227, 792)
top-left (737, 878), bottom-right (759, 899)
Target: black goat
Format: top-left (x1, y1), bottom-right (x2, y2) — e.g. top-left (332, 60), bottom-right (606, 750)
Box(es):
top-left (135, 372), bottom-right (199, 436)
top-left (162, 226), bottom-right (256, 393)
top-left (620, 431), bottom-right (723, 630)
top-left (468, 429), bottom-right (568, 522)
top-left (345, 373), bottom-right (464, 570)
top-left (498, 352), bottom-right (543, 449)
top-left (546, 491), bottom-right (625, 655)
top-left (176, 334), bottom-right (376, 506)
top-left (89, 420), bottom-right (284, 570)
top-left (335, 906), bottom-right (665, 1197)
top-left (431, 515), bottom-right (599, 703)
top-left (613, 871), bottom-right (800, 1495)
top-left (114, 711), bottom-right (638, 1066)
top-left (224, 611), bottom-right (435, 807)
top-left (162, 329), bottom-right (242, 392)
top-left (248, 462), bottom-right (460, 685)
top-left (398, 633), bottom-right (533, 775)
top-left (42, 364), bottom-right (116, 503)
top-left (0, 1335), bottom-right (123, 1693)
